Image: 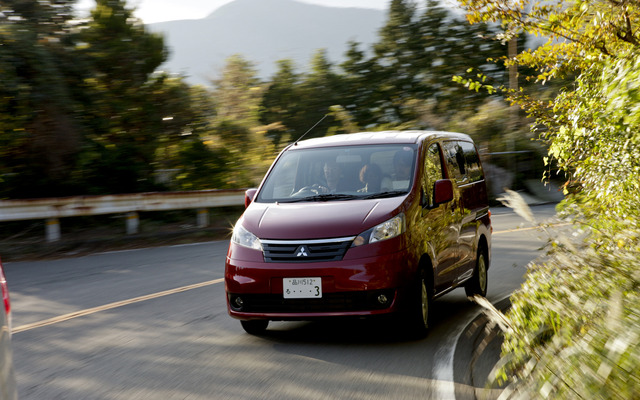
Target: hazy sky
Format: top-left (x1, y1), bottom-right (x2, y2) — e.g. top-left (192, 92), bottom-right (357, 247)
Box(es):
top-left (74, 0), bottom-right (392, 24)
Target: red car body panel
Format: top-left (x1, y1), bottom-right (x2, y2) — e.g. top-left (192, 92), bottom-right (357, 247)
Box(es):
top-left (239, 198), bottom-right (404, 240)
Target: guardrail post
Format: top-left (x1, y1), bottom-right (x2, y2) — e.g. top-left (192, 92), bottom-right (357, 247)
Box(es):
top-left (197, 208), bottom-right (209, 228)
top-left (46, 218), bottom-right (61, 242)
top-left (126, 212), bottom-right (139, 235)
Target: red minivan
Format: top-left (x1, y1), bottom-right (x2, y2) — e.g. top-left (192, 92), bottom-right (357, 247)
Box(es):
top-left (225, 131), bottom-right (491, 336)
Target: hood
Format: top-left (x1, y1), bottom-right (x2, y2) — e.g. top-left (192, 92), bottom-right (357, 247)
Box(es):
top-left (241, 198), bottom-right (404, 240)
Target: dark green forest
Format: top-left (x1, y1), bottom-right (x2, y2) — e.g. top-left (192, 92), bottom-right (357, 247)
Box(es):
top-left (1, 0), bottom-right (539, 199)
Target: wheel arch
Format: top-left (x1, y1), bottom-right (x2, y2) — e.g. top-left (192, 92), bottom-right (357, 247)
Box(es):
top-left (477, 234), bottom-right (490, 270)
top-left (418, 253), bottom-right (435, 295)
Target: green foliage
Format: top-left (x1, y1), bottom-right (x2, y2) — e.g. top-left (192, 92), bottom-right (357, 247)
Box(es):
top-left (491, 193), bottom-right (640, 399)
top-left (457, 0), bottom-right (640, 397)
top-left (0, 1), bottom-right (84, 197)
top-left (339, 41), bottom-right (380, 127)
top-left (547, 57), bottom-right (640, 217)
top-left (174, 139), bottom-right (231, 190)
top-left (1, 0), bottom-right (528, 198)
top-left (260, 50), bottom-right (349, 143)
top-left (344, 0), bottom-right (508, 127)
top-left (298, 49), bottom-right (345, 138)
top-left (212, 54), bottom-right (263, 127)
top-left (260, 59), bottom-right (304, 146)
top-left (75, 0), bottom-right (174, 194)
top-left (0, 0), bottom-right (203, 197)
top-left (211, 55), bottom-right (278, 187)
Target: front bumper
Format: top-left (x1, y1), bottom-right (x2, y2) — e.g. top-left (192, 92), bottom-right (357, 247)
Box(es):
top-left (225, 242), bottom-right (413, 320)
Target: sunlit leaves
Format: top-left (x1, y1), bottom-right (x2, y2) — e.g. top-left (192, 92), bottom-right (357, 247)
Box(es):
top-left (458, 1), bottom-right (640, 397)
top-left (211, 55), bottom-right (276, 188)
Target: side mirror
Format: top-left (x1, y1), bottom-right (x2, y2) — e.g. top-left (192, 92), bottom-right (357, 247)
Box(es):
top-left (433, 179), bottom-right (454, 206)
top-left (244, 188), bottom-right (258, 208)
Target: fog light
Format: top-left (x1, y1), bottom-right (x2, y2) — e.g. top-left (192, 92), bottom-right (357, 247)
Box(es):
top-left (377, 294), bottom-right (388, 305)
top-left (234, 296), bottom-right (244, 308)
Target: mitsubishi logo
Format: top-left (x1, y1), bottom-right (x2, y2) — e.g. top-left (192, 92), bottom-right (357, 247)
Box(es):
top-left (295, 245), bottom-right (309, 257)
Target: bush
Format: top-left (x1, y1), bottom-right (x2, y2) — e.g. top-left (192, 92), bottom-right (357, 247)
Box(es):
top-left (484, 191), bottom-right (640, 399)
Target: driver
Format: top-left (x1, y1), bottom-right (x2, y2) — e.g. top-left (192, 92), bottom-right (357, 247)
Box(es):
top-left (291, 160), bottom-right (346, 196)
top-left (322, 161), bottom-right (342, 193)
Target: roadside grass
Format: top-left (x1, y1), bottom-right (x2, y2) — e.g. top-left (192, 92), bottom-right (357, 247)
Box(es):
top-left (475, 190), bottom-right (640, 399)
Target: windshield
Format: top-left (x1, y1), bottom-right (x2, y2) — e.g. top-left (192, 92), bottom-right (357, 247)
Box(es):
top-left (256, 144), bottom-right (417, 203)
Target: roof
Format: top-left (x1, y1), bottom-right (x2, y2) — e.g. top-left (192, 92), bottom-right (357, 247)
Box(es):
top-left (290, 130), bottom-right (472, 149)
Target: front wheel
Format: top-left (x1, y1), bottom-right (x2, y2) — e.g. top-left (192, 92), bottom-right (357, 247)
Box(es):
top-left (240, 320), bottom-right (269, 335)
top-left (465, 248), bottom-right (488, 297)
top-left (405, 270), bottom-right (431, 338)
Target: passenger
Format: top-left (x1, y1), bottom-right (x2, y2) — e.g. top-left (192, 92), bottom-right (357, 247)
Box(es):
top-left (358, 164), bottom-right (383, 193)
top-left (392, 150), bottom-right (413, 189)
top-left (393, 150), bottom-right (413, 180)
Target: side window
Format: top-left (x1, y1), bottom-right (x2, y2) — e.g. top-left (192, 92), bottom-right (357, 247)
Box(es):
top-left (424, 143), bottom-right (444, 206)
top-left (443, 141), bottom-right (466, 183)
top-left (443, 140), bottom-right (484, 183)
top-left (458, 141), bottom-right (484, 183)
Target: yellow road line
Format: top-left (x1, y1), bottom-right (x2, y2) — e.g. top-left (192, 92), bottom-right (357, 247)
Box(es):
top-left (13, 278), bottom-right (224, 334)
top-left (493, 222), bottom-right (571, 235)
top-left (493, 226), bottom-right (539, 234)
top-left (14, 223), bottom-right (572, 334)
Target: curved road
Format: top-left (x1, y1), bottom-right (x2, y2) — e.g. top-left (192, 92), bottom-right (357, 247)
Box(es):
top-left (4, 204), bottom-right (559, 399)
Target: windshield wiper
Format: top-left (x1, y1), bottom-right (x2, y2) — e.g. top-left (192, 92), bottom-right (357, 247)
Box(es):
top-left (280, 193), bottom-right (360, 203)
top-left (360, 190), bottom-right (406, 200)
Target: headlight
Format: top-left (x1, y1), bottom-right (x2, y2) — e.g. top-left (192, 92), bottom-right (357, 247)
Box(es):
top-left (352, 214), bottom-right (406, 247)
top-left (231, 223), bottom-right (262, 250)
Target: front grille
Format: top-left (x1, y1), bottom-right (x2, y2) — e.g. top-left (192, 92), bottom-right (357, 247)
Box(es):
top-left (229, 290), bottom-right (395, 313)
top-left (262, 237), bottom-right (355, 263)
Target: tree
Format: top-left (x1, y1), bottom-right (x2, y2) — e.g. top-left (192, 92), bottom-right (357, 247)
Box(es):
top-left (152, 78), bottom-right (224, 191)
top-left (261, 50), bottom-right (348, 145)
top-left (77, 0), bottom-right (170, 194)
top-left (0, 0), bottom-right (83, 198)
top-left (418, 0), bottom-right (506, 116)
top-left (298, 49), bottom-right (345, 138)
top-left (371, 0), bottom-right (425, 124)
top-left (212, 55), bottom-right (275, 187)
top-left (457, 1), bottom-right (640, 397)
top-left (0, 0), bottom-right (75, 35)
top-left (259, 59), bottom-right (305, 146)
top-left (457, 0), bottom-right (640, 222)
top-left (338, 0), bottom-right (509, 131)
top-left (212, 54), bottom-right (263, 127)
top-left (339, 41), bottom-right (380, 128)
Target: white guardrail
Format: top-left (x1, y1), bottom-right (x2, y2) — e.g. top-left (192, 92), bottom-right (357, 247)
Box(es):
top-left (0, 189), bottom-right (247, 242)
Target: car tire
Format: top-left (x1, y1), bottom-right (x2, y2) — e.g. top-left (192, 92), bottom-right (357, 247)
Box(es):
top-left (465, 247), bottom-right (488, 297)
top-left (240, 320), bottom-right (269, 335)
top-left (406, 269), bottom-right (431, 338)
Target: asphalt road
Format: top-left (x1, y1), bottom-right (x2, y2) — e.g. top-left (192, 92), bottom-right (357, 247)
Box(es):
top-left (4, 204), bottom-right (560, 400)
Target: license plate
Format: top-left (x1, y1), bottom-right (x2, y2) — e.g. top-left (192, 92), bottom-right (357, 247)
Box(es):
top-left (283, 277), bottom-right (322, 299)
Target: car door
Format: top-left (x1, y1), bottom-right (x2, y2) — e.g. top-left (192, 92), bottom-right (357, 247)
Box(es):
top-left (440, 141), bottom-right (469, 284)
top-left (456, 140), bottom-right (490, 280)
top-left (419, 143), bottom-right (459, 290)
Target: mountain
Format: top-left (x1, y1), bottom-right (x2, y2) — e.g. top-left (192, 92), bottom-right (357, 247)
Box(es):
top-left (148, 0), bottom-right (386, 86)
